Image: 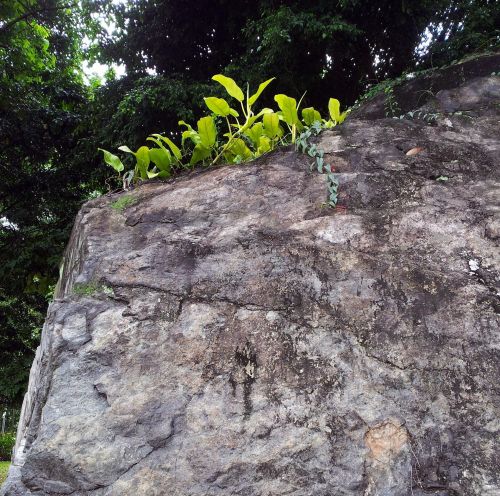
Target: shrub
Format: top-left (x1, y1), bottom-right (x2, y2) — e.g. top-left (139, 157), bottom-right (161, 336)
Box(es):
top-left (0, 433), bottom-right (15, 461)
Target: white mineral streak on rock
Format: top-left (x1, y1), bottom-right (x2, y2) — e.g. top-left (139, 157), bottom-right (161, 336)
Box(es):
top-left (469, 259), bottom-right (480, 272)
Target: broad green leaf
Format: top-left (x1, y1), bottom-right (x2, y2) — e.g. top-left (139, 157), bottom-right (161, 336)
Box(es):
top-left (257, 136), bottom-right (271, 155)
top-left (146, 170), bottom-right (161, 179)
top-left (146, 136), bottom-right (164, 148)
top-left (225, 138), bottom-right (252, 162)
top-left (328, 98), bottom-right (341, 122)
top-left (197, 116), bottom-right (217, 148)
top-left (136, 146), bottom-right (150, 166)
top-left (151, 134), bottom-right (182, 160)
top-left (263, 112), bottom-right (281, 138)
top-left (322, 119), bottom-right (335, 129)
top-left (146, 137), bottom-right (172, 161)
top-left (118, 145), bottom-right (134, 155)
top-left (302, 107), bottom-right (322, 126)
top-left (245, 122), bottom-right (264, 147)
top-left (178, 121), bottom-right (200, 145)
top-left (204, 97), bottom-right (238, 118)
top-left (178, 120), bottom-right (193, 130)
top-left (212, 74), bottom-right (244, 102)
top-left (248, 77), bottom-right (275, 106)
top-left (337, 110), bottom-right (348, 124)
top-left (149, 147), bottom-right (171, 172)
top-left (117, 145), bottom-right (150, 179)
top-left (135, 146), bottom-right (150, 180)
top-left (136, 165), bottom-right (148, 180)
top-left (239, 108), bottom-right (274, 134)
top-left (99, 149), bottom-right (124, 172)
top-left (274, 94), bottom-right (300, 126)
top-left (190, 143), bottom-right (211, 165)
top-left (182, 130), bottom-right (199, 144)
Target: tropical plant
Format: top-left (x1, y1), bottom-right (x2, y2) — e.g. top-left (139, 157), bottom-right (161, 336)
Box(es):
top-left (99, 74), bottom-right (348, 198)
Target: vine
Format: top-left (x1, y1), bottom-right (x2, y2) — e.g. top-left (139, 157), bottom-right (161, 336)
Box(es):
top-left (296, 122), bottom-right (339, 207)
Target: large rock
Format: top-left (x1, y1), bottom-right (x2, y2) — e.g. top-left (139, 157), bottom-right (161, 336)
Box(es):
top-left (3, 56), bottom-right (499, 495)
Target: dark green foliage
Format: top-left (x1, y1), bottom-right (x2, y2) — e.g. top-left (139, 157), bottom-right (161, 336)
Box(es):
top-left (421, 0), bottom-right (500, 67)
top-left (99, 1), bottom-right (499, 110)
top-left (88, 76), bottom-right (214, 150)
top-left (0, 1), bottom-right (104, 408)
top-left (0, 433), bottom-right (16, 461)
top-left (98, 0), bottom-right (254, 80)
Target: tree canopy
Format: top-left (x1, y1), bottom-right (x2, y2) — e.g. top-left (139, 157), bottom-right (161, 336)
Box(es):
top-left (0, 0), bottom-right (498, 411)
top-left (0, 0), bottom-right (100, 405)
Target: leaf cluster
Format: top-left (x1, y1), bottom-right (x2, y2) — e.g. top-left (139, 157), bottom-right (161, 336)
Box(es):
top-left (100, 75), bottom-right (348, 187)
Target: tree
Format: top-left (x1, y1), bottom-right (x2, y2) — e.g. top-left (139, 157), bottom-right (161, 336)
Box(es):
top-left (421, 0), bottom-right (500, 66)
top-left (99, 1), bottom-right (499, 109)
top-left (0, 0), bottom-right (102, 407)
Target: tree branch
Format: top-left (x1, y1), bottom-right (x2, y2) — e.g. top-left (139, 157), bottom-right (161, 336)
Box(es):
top-left (0, 4), bottom-right (77, 34)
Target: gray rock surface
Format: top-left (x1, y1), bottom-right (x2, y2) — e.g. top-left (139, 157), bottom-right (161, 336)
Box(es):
top-left (2, 57), bottom-right (499, 495)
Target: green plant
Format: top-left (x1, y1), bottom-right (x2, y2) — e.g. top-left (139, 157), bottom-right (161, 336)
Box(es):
top-left (384, 86), bottom-right (401, 117)
top-left (110, 195), bottom-right (138, 211)
top-left (99, 74), bottom-right (348, 206)
top-left (0, 461), bottom-right (9, 484)
top-left (73, 282), bottom-right (113, 296)
top-left (353, 68), bottom-right (434, 113)
top-left (296, 122), bottom-right (339, 207)
top-left (0, 433), bottom-right (15, 461)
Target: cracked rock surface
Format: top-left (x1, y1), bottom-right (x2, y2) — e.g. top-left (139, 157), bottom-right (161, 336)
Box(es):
top-left (2, 55), bottom-right (499, 495)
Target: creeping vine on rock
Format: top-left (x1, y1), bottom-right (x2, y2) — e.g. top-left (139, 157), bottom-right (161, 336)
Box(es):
top-left (296, 122), bottom-right (339, 207)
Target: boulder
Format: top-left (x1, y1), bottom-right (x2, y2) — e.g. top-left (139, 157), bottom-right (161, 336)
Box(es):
top-left (2, 55), bottom-right (499, 495)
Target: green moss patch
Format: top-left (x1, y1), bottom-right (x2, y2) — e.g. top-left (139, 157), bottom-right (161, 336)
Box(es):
top-left (73, 282), bottom-right (114, 296)
top-left (110, 195), bottom-right (138, 212)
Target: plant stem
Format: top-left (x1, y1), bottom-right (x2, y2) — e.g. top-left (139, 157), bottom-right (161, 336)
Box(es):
top-left (225, 117), bottom-right (233, 139)
top-left (211, 129), bottom-right (242, 165)
top-left (240, 101), bottom-right (247, 119)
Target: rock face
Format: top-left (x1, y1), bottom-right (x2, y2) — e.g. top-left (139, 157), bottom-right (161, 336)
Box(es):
top-left (3, 55), bottom-right (500, 496)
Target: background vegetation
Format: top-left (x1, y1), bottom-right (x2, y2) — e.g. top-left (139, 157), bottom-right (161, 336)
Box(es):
top-left (0, 0), bottom-right (498, 418)
top-left (0, 461), bottom-right (9, 485)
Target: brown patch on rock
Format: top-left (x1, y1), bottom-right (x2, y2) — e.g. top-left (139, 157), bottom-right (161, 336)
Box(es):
top-left (365, 419), bottom-right (408, 463)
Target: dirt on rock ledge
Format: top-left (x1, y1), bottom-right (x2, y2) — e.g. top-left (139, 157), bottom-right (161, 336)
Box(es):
top-left (2, 55), bottom-right (499, 496)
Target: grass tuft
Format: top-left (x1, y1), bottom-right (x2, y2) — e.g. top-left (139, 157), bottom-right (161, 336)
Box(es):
top-left (0, 461), bottom-right (10, 485)
top-left (110, 195), bottom-right (138, 211)
top-left (73, 282), bottom-right (113, 296)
